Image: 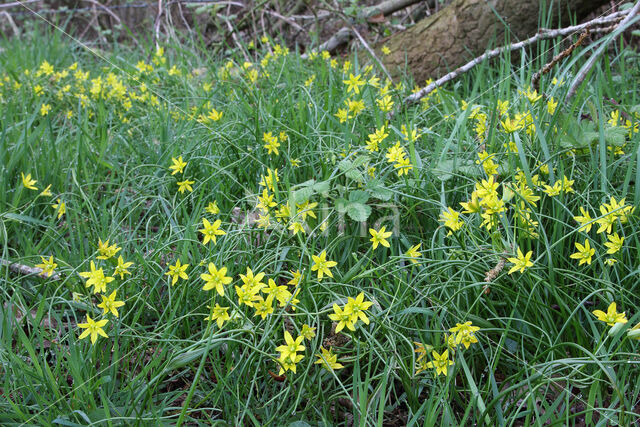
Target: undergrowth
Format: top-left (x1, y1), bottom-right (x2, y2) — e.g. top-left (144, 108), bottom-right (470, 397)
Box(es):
top-left (1, 25), bottom-right (640, 425)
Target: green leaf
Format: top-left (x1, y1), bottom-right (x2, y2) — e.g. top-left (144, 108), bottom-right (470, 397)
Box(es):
top-left (346, 202), bottom-right (371, 222)
top-left (291, 186), bottom-right (314, 204)
top-left (432, 159), bottom-right (477, 181)
top-left (335, 198), bottom-right (349, 213)
top-left (338, 158), bottom-right (365, 183)
top-left (604, 126), bottom-right (627, 146)
top-left (349, 190), bottom-right (369, 204)
top-left (366, 178), bottom-right (392, 201)
top-left (312, 180), bottom-right (330, 194)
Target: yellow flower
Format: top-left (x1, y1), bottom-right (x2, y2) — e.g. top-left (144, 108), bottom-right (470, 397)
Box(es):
top-left (301, 324), bottom-right (316, 340)
top-left (573, 207), bottom-right (593, 233)
top-left (342, 73), bottom-right (365, 94)
top-left (500, 116), bottom-right (523, 133)
top-left (40, 184), bottom-right (53, 197)
top-left (78, 260), bottom-right (114, 294)
top-left (50, 198), bottom-right (66, 220)
top-left (40, 104), bottom-right (51, 116)
top-left (315, 347), bottom-right (344, 371)
top-left (114, 256), bottom-right (134, 279)
top-left (97, 239), bottom-right (121, 260)
top-left (440, 207), bottom-right (464, 232)
top-left (35, 255), bottom-right (57, 278)
top-left (176, 179), bottom-right (194, 193)
top-left (277, 352), bottom-right (304, 376)
top-left (310, 250), bottom-right (337, 280)
top-left (288, 269), bottom-right (303, 286)
top-left (344, 292), bottom-right (373, 325)
top-left (369, 226), bottom-right (392, 250)
top-left (201, 262), bottom-right (232, 296)
top-left (604, 232), bottom-right (624, 255)
top-left (239, 267), bottom-right (266, 291)
top-left (507, 248), bottom-right (534, 274)
top-left (21, 172), bottom-right (38, 190)
top-left (205, 201), bottom-right (220, 214)
top-left (97, 290), bottom-right (125, 317)
top-left (169, 156), bottom-right (187, 175)
top-left (165, 259), bottom-right (189, 285)
top-left (547, 97), bottom-right (558, 115)
top-left (328, 304), bottom-right (355, 333)
top-left (425, 350), bottom-right (454, 376)
top-left (253, 295), bottom-right (275, 319)
top-left (77, 314), bottom-right (109, 344)
top-left (262, 132), bottom-right (280, 156)
top-left (449, 321), bottom-right (480, 349)
top-left (381, 46), bottom-right (391, 55)
top-left (593, 302), bottom-right (628, 327)
top-left (570, 239), bottom-right (595, 265)
top-left (276, 331), bottom-right (306, 360)
top-left (205, 304), bottom-right (230, 328)
top-left (376, 95), bottom-right (393, 112)
top-left (288, 221), bottom-right (305, 235)
top-left (405, 243), bottom-right (421, 264)
top-left (199, 218), bottom-right (226, 245)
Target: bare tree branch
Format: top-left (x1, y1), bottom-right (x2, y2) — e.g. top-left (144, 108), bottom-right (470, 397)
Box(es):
top-left (566, 0), bottom-right (640, 100)
top-left (1, 259), bottom-right (61, 281)
top-left (402, 9), bottom-right (632, 106)
top-left (0, 0), bottom-right (41, 9)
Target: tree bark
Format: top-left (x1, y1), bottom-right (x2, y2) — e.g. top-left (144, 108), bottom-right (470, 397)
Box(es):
top-left (382, 0), bottom-right (610, 84)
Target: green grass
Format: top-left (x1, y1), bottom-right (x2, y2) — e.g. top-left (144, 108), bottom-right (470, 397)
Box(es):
top-left (1, 24), bottom-right (640, 425)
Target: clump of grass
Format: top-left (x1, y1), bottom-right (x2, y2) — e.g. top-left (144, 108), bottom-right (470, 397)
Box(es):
top-left (1, 26), bottom-right (639, 425)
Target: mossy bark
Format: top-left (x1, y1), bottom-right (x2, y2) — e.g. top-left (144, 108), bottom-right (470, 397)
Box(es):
top-left (382, 0), bottom-right (609, 83)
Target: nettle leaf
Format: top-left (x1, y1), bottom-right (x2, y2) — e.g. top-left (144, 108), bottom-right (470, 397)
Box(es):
top-left (346, 202), bottom-right (371, 222)
top-left (349, 190), bottom-right (369, 204)
top-left (366, 178), bottom-right (392, 201)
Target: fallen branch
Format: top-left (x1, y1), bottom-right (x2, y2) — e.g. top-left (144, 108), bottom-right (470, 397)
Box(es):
top-left (154, 0), bottom-right (164, 50)
top-left (0, 0), bottom-right (41, 9)
top-left (0, 11), bottom-right (20, 35)
top-left (532, 29), bottom-right (590, 92)
top-left (302, 27), bottom-right (353, 58)
top-left (402, 9), bottom-right (631, 105)
top-left (303, 0), bottom-right (428, 58)
top-left (1, 259), bottom-right (61, 281)
top-left (265, 9), bottom-right (304, 31)
top-left (351, 25), bottom-right (392, 80)
top-left (360, 0), bottom-right (429, 20)
top-left (566, 0), bottom-right (640, 100)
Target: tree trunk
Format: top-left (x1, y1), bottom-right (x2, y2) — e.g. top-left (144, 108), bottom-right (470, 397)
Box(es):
top-left (382, 0), bottom-right (609, 83)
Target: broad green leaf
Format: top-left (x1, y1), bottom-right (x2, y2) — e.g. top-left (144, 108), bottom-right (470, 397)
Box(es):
top-left (349, 190), bottom-right (369, 204)
top-left (346, 202), bottom-right (371, 222)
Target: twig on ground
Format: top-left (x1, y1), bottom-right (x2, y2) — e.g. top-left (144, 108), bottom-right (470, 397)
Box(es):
top-left (301, 27), bottom-right (353, 58)
top-left (265, 9), bottom-right (304, 31)
top-left (566, 0), bottom-right (640, 100)
top-left (532, 29), bottom-right (590, 92)
top-left (1, 259), bottom-right (61, 281)
top-left (351, 26), bottom-right (392, 80)
top-left (0, 11), bottom-right (20, 35)
top-left (0, 0), bottom-right (41, 9)
top-left (402, 9), bottom-right (632, 106)
top-left (360, 0), bottom-right (430, 20)
top-left (303, 0), bottom-right (427, 58)
top-left (221, 8), bottom-right (250, 62)
top-left (154, 0), bottom-right (164, 50)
